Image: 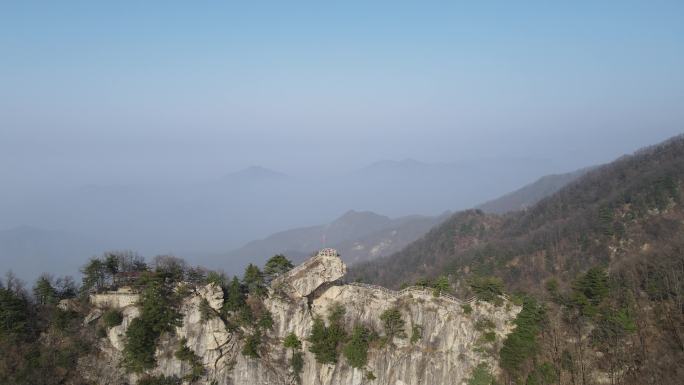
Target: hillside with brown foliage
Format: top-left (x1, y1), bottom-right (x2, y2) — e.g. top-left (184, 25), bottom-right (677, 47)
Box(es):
top-left (349, 134), bottom-right (684, 385)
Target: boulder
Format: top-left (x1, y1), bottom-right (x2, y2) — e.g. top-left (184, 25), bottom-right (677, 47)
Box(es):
top-left (273, 248), bottom-right (346, 297)
top-left (83, 308), bottom-right (103, 325)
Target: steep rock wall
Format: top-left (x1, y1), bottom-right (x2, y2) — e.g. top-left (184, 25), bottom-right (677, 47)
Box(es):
top-left (81, 249), bottom-right (520, 385)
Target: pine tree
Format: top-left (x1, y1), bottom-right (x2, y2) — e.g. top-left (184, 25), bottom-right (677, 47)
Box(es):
top-left (81, 258), bottom-right (106, 292)
top-left (264, 254), bottom-right (294, 282)
top-left (380, 308), bottom-right (406, 340)
top-left (432, 275), bottom-right (450, 296)
top-left (243, 264), bottom-right (265, 296)
top-left (223, 276), bottom-right (246, 313)
top-left (343, 326), bottom-right (370, 368)
top-left (33, 275), bottom-right (57, 305)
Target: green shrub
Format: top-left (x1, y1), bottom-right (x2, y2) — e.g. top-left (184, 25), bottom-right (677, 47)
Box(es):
top-left (174, 338), bottom-right (205, 382)
top-left (343, 326), bottom-right (370, 368)
top-left (283, 333), bottom-right (304, 383)
top-left (284, 331), bottom-right (304, 381)
top-left (574, 268), bottom-right (609, 302)
top-left (499, 297), bottom-right (545, 379)
top-left (469, 276), bottom-right (504, 302)
top-left (102, 309), bottom-right (123, 328)
top-left (123, 275), bottom-right (182, 373)
top-left (199, 298), bottom-right (216, 322)
top-left (461, 303), bottom-right (473, 315)
top-left (308, 317), bottom-right (338, 363)
top-left (482, 331), bottom-right (496, 343)
top-left (137, 276), bottom-right (182, 334)
top-left (570, 267), bottom-right (609, 317)
top-left (174, 338), bottom-right (197, 361)
top-left (258, 311), bottom-right (273, 330)
top-left (328, 303), bottom-right (346, 323)
top-left (466, 363), bottom-right (496, 385)
top-left (242, 330), bottom-right (262, 358)
top-left (432, 275), bottom-right (450, 296)
top-left (175, 338), bottom-right (205, 381)
top-left (380, 308), bottom-right (406, 340)
top-left (410, 324), bottom-right (422, 344)
top-left (123, 318), bottom-right (158, 372)
top-left (283, 332), bottom-right (302, 350)
top-left (308, 304), bottom-right (348, 364)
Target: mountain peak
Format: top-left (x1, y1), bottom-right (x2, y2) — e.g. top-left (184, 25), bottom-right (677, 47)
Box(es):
top-left (333, 210), bottom-right (390, 225)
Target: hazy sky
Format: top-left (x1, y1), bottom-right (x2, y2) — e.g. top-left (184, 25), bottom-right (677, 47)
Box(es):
top-left (2, 1), bottom-right (683, 190)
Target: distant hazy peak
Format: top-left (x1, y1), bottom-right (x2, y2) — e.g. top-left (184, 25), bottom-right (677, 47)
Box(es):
top-left (333, 209), bottom-right (391, 224)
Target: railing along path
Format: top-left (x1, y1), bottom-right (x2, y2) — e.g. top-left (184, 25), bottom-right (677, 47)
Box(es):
top-left (274, 249), bottom-right (509, 306)
top-left (346, 282), bottom-right (482, 305)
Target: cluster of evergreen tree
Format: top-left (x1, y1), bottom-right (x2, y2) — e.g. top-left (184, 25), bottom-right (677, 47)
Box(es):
top-left (301, 302), bottom-right (406, 378)
top-left (123, 273), bottom-right (183, 373)
top-left (0, 250), bottom-right (297, 383)
top-left (0, 272), bottom-right (86, 385)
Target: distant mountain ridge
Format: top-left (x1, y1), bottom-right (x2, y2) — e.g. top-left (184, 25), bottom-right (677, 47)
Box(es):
top-left (216, 210), bottom-right (451, 273)
top-left (3, 162), bottom-right (596, 282)
top-left (1, 154), bottom-right (572, 265)
top-left (476, 167), bottom-right (591, 214)
top-left (213, 164), bottom-right (599, 275)
top-left (221, 166), bottom-right (290, 182)
top-left (347, 135), bottom-right (684, 385)
top-left (350, 134), bottom-right (684, 288)
top-left (2, 159), bottom-right (593, 281)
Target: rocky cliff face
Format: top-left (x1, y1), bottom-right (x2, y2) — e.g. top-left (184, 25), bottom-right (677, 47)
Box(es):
top-left (81, 249), bottom-right (520, 385)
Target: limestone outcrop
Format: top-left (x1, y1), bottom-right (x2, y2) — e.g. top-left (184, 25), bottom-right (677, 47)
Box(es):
top-left (273, 248), bottom-right (347, 297)
top-left (81, 248), bottom-right (521, 385)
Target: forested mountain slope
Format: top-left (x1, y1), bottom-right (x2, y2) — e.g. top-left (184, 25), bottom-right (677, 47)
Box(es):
top-left (476, 167), bottom-right (591, 214)
top-left (349, 134), bottom-right (684, 385)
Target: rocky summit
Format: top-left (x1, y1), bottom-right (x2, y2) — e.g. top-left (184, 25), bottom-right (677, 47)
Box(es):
top-left (79, 248), bottom-right (520, 385)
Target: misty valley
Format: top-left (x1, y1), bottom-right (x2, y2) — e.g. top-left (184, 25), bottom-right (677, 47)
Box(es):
top-left (2, 2), bottom-right (683, 384)
top-left (2, 136), bottom-right (684, 385)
